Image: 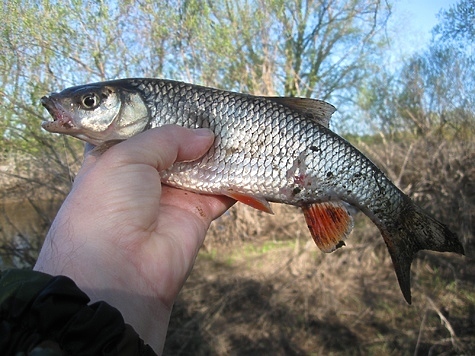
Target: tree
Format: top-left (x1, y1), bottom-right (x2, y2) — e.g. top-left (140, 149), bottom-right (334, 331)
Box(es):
top-left (354, 0), bottom-right (475, 138)
top-left (396, 46), bottom-right (475, 137)
top-left (169, 0), bottom-right (390, 101)
top-left (0, 0), bottom-right (391, 265)
top-left (350, 0), bottom-right (474, 248)
top-left (434, 0), bottom-right (474, 50)
top-left (0, 0), bottom-right (393, 163)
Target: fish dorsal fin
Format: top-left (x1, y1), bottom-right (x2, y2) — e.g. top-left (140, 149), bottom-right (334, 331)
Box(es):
top-left (264, 97), bottom-right (336, 128)
top-left (302, 201), bottom-right (354, 253)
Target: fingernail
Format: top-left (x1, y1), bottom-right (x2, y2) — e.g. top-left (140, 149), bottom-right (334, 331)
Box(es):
top-left (193, 128), bottom-right (215, 137)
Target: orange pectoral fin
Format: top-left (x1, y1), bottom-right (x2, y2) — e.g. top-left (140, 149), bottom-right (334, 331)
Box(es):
top-left (223, 191), bottom-right (274, 214)
top-left (302, 201), bottom-right (354, 253)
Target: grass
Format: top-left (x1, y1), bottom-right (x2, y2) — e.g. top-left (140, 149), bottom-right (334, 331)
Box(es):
top-left (164, 204), bottom-right (475, 355)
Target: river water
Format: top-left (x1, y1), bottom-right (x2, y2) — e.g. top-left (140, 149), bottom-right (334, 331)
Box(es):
top-left (0, 198), bottom-right (62, 268)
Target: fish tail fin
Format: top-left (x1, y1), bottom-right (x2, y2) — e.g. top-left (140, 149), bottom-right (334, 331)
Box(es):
top-left (381, 202), bottom-right (464, 304)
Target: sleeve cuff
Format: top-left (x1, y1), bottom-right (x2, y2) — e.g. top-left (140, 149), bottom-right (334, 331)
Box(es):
top-left (0, 269), bottom-right (156, 355)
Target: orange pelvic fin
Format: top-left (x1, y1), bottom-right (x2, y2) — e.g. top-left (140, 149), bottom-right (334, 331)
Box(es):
top-left (223, 191), bottom-right (274, 214)
top-left (302, 201), bottom-right (354, 253)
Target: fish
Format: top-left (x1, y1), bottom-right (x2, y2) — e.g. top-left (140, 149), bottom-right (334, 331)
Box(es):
top-left (40, 78), bottom-right (465, 303)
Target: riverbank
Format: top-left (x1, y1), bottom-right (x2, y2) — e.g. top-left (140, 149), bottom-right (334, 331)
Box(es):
top-left (165, 229), bottom-right (475, 355)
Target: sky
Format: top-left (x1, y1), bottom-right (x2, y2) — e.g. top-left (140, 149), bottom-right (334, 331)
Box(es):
top-left (389, 0), bottom-right (458, 56)
top-left (334, 0), bottom-right (459, 133)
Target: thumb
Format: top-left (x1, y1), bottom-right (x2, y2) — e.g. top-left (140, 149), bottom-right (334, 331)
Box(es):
top-left (81, 125), bottom-right (215, 173)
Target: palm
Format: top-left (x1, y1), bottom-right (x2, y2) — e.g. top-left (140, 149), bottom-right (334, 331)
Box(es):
top-left (34, 126), bottom-right (234, 352)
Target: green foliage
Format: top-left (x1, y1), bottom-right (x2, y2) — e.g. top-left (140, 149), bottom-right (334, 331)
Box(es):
top-left (352, 0), bottom-right (475, 140)
top-left (0, 0), bottom-right (392, 192)
top-left (434, 0), bottom-right (475, 47)
top-left (397, 47), bottom-right (475, 138)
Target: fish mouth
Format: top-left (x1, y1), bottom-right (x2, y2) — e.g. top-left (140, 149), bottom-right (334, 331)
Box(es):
top-left (40, 96), bottom-right (77, 132)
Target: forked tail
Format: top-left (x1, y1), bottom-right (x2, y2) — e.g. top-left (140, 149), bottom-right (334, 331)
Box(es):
top-left (380, 201), bottom-right (465, 304)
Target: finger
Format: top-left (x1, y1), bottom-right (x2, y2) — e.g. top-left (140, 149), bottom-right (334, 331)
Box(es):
top-left (78, 125), bottom-right (214, 178)
top-left (161, 185), bottom-right (236, 223)
top-left (102, 125), bottom-right (215, 171)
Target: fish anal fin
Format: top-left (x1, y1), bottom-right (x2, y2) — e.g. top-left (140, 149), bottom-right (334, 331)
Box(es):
top-left (263, 97), bottom-right (336, 128)
top-left (302, 201), bottom-right (354, 253)
top-left (223, 191), bottom-right (274, 214)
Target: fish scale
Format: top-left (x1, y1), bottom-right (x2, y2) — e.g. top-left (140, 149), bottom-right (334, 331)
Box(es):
top-left (40, 77), bottom-right (465, 303)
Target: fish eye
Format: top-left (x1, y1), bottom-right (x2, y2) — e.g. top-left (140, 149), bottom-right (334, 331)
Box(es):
top-left (81, 93), bottom-right (100, 109)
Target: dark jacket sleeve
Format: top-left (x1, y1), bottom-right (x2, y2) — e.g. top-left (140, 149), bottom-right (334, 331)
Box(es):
top-left (0, 269), bottom-right (157, 355)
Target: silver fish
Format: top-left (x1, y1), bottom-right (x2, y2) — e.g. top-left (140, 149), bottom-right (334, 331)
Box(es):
top-left (41, 78), bottom-right (464, 303)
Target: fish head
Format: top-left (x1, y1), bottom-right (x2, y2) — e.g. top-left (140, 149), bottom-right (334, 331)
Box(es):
top-left (41, 83), bottom-right (149, 145)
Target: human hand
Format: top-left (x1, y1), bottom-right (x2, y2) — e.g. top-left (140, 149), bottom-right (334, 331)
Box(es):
top-left (34, 125), bottom-right (234, 353)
